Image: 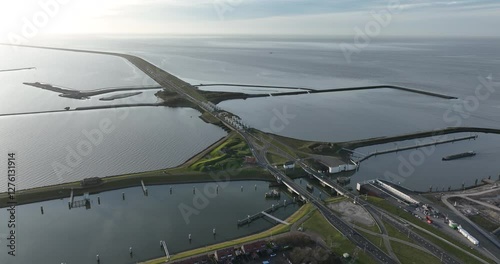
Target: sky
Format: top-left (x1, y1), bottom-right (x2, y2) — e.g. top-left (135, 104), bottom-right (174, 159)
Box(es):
top-left (1, 0), bottom-right (500, 41)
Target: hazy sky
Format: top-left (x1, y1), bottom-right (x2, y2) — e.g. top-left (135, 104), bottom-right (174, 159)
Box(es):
top-left (1, 0), bottom-right (499, 41)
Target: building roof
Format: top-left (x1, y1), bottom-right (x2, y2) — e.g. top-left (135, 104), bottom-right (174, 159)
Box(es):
top-left (242, 240), bottom-right (267, 253)
top-left (244, 156), bottom-right (257, 163)
top-left (215, 247), bottom-right (234, 260)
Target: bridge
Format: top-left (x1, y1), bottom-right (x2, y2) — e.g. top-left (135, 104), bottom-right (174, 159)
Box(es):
top-left (289, 160), bottom-right (347, 196)
top-left (342, 148), bottom-right (367, 158)
top-left (261, 212), bottom-right (290, 225)
top-left (265, 164), bottom-right (308, 202)
top-left (237, 201), bottom-right (294, 226)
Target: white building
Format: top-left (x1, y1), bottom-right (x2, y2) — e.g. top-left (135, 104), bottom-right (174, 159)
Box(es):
top-left (283, 161), bottom-right (295, 169)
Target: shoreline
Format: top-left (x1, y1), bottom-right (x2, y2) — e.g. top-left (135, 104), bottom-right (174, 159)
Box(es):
top-left (0, 167), bottom-right (274, 208)
top-left (0, 131), bottom-right (262, 208)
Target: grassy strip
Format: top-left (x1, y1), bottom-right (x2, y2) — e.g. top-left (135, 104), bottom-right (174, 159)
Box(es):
top-left (468, 215), bottom-right (499, 232)
top-left (390, 241), bottom-right (441, 264)
top-left (367, 197), bottom-right (493, 264)
top-left (302, 211), bottom-right (378, 264)
top-left (266, 152), bottom-right (288, 165)
top-left (356, 229), bottom-right (388, 255)
top-left (324, 196), bottom-right (349, 204)
top-left (252, 131), bottom-right (298, 159)
top-left (357, 222), bottom-right (380, 234)
top-left (142, 203), bottom-right (314, 264)
top-left (0, 166), bottom-right (273, 208)
top-left (199, 111), bottom-right (221, 124)
top-left (382, 219), bottom-right (415, 244)
top-left (190, 133), bottom-right (251, 172)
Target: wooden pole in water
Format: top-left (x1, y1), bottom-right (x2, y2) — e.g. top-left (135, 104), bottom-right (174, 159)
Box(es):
top-left (41, 206), bottom-right (44, 214)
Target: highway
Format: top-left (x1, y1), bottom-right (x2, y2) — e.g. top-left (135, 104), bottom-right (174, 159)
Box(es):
top-left (299, 159), bottom-right (466, 264)
top-left (264, 164), bottom-right (397, 264)
top-left (249, 135), bottom-right (465, 264)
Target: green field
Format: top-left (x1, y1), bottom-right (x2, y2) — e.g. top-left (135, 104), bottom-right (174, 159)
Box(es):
top-left (356, 229), bottom-right (387, 255)
top-left (266, 152), bottom-right (288, 165)
top-left (190, 133), bottom-right (251, 172)
top-left (302, 211), bottom-right (378, 264)
top-left (469, 215), bottom-right (499, 232)
top-left (390, 241), bottom-right (441, 264)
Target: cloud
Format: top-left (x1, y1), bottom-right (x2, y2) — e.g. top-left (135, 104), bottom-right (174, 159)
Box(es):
top-left (1, 0), bottom-right (499, 37)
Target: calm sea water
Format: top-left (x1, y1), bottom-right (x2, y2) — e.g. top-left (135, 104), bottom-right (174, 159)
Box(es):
top-left (0, 45), bottom-right (227, 191)
top-left (0, 181), bottom-right (299, 264)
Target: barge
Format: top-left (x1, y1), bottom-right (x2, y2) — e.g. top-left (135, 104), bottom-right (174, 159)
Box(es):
top-left (442, 151), bottom-right (475, 161)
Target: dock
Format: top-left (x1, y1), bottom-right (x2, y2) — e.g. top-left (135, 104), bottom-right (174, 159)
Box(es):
top-left (141, 180), bottom-right (148, 195)
top-left (261, 211), bottom-right (290, 225)
top-left (161, 240), bottom-right (170, 260)
top-left (69, 188), bottom-right (74, 208)
top-left (71, 200), bottom-right (89, 208)
top-left (237, 200), bottom-right (294, 226)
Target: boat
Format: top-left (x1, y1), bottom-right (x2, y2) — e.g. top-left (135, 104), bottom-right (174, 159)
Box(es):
top-left (442, 151), bottom-right (476, 161)
top-left (265, 189), bottom-right (280, 199)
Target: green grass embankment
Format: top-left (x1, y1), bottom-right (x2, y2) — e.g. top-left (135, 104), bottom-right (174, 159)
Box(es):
top-left (302, 211), bottom-right (378, 264)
